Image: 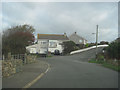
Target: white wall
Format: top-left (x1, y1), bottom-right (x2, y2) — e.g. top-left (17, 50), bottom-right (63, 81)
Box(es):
top-left (27, 39), bottom-right (64, 54)
top-left (37, 39), bottom-right (49, 54)
top-left (83, 40), bottom-right (87, 45)
top-left (48, 40), bottom-right (63, 54)
top-left (30, 48), bottom-right (36, 54)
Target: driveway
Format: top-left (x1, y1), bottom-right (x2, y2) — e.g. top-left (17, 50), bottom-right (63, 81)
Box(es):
top-left (30, 47), bottom-right (118, 88)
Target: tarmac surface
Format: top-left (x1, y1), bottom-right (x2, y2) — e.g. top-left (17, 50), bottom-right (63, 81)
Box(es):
top-left (2, 47), bottom-right (119, 88)
top-left (31, 48), bottom-right (118, 88)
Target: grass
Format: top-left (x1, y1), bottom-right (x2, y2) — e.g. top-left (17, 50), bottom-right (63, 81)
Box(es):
top-left (102, 63), bottom-right (120, 71)
top-left (89, 59), bottom-right (120, 72)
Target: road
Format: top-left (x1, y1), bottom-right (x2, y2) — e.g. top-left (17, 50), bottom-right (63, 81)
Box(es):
top-left (30, 47), bottom-right (118, 88)
top-left (0, 61), bottom-right (2, 89)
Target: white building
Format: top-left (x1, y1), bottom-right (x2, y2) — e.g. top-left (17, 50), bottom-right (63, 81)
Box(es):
top-left (26, 33), bottom-right (69, 54)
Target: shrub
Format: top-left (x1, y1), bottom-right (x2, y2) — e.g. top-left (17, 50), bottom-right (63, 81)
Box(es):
top-left (63, 41), bottom-right (78, 55)
top-left (76, 44), bottom-right (84, 49)
top-left (100, 41), bottom-right (109, 45)
top-left (105, 38), bottom-right (120, 60)
top-left (85, 43), bottom-right (89, 48)
top-left (97, 54), bottom-right (105, 61)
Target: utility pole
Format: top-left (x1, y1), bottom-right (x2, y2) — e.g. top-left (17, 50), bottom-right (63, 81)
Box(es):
top-left (96, 25), bottom-right (98, 61)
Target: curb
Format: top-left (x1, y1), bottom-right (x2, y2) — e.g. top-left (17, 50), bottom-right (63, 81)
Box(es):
top-left (23, 63), bottom-right (50, 88)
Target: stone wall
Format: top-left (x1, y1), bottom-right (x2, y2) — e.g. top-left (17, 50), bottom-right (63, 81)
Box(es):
top-left (2, 53), bottom-right (37, 77)
top-left (26, 55), bottom-right (36, 64)
top-left (2, 59), bottom-right (23, 77)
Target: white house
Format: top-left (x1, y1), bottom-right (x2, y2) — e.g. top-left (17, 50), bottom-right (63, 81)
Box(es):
top-left (26, 33), bottom-right (69, 54)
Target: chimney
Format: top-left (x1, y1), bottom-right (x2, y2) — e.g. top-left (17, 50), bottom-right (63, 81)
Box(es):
top-left (75, 32), bottom-right (77, 34)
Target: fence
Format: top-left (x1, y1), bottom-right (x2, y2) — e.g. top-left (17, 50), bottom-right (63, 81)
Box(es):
top-left (11, 54), bottom-right (26, 64)
top-left (11, 53), bottom-right (36, 64)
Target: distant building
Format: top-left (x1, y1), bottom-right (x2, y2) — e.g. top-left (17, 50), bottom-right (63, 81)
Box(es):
top-left (26, 33), bottom-right (69, 54)
top-left (69, 32), bottom-right (87, 45)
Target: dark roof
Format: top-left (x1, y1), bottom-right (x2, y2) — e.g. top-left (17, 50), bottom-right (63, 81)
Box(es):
top-left (37, 34), bottom-right (69, 40)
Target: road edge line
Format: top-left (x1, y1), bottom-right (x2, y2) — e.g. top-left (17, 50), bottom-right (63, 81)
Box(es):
top-left (23, 63), bottom-right (50, 88)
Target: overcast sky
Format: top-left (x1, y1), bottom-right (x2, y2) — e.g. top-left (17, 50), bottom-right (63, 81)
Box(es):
top-left (1, 2), bottom-right (118, 43)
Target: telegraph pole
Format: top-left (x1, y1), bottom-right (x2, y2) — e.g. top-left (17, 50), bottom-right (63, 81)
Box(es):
top-left (96, 25), bottom-right (98, 61)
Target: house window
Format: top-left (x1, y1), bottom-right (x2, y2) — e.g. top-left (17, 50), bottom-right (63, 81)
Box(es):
top-left (59, 43), bottom-right (63, 45)
top-left (49, 42), bottom-right (57, 48)
top-left (79, 40), bottom-right (82, 43)
top-left (40, 41), bottom-right (48, 48)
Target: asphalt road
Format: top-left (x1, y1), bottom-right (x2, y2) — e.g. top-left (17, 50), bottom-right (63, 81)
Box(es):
top-left (0, 61), bottom-right (2, 89)
top-left (30, 47), bottom-right (118, 88)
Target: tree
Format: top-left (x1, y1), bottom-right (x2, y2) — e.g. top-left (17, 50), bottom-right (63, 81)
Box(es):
top-left (2, 24), bottom-right (35, 57)
top-left (62, 41), bottom-right (79, 55)
top-left (100, 41), bottom-right (109, 45)
top-left (105, 38), bottom-right (120, 60)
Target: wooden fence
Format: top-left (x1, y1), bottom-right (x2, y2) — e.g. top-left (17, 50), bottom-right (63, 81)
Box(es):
top-left (10, 53), bottom-right (36, 64)
top-left (11, 54), bottom-right (26, 64)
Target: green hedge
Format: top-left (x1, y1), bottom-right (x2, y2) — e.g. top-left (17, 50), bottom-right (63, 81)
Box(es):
top-left (105, 38), bottom-right (120, 60)
top-left (63, 41), bottom-right (79, 55)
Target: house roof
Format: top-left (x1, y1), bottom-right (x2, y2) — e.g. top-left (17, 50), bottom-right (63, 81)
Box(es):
top-left (37, 34), bottom-right (69, 40)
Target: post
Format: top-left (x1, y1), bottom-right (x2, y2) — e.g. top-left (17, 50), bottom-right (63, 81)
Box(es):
top-left (24, 53), bottom-right (27, 64)
top-left (2, 55), bottom-right (4, 60)
top-left (96, 25), bottom-right (98, 61)
top-left (8, 52), bottom-right (11, 60)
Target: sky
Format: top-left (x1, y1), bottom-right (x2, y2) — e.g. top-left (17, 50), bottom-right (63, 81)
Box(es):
top-left (1, 2), bottom-right (118, 43)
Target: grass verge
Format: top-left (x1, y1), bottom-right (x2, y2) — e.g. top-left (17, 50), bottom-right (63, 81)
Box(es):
top-left (89, 59), bottom-right (120, 72)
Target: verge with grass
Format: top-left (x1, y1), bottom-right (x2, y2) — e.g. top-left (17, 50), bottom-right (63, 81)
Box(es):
top-left (89, 59), bottom-right (120, 71)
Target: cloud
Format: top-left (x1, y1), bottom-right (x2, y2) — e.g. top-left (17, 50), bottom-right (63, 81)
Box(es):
top-left (1, 2), bottom-right (118, 42)
top-left (99, 28), bottom-right (118, 41)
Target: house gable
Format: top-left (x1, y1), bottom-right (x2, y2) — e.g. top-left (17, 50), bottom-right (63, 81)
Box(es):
top-left (69, 32), bottom-right (87, 44)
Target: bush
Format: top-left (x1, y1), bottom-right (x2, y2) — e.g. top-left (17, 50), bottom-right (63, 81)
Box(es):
top-left (105, 38), bottom-right (120, 60)
top-left (85, 43), bottom-right (89, 48)
top-left (100, 41), bottom-right (109, 45)
top-left (63, 41), bottom-right (78, 55)
top-left (87, 43), bottom-right (96, 47)
top-left (76, 44), bottom-right (84, 49)
top-left (97, 54), bottom-right (105, 61)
